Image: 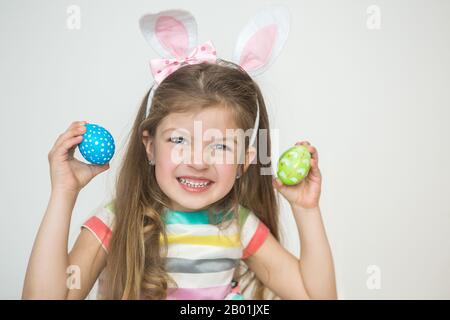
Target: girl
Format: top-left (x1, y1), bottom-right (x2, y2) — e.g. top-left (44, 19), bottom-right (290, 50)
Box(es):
top-left (23, 59), bottom-right (336, 299)
top-left (22, 60), bottom-right (336, 300)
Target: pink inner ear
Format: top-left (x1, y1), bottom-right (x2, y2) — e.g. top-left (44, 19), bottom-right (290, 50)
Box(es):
top-left (155, 16), bottom-right (189, 58)
top-left (239, 24), bottom-right (277, 72)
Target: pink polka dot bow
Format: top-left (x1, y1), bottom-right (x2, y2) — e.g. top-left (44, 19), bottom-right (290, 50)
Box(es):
top-left (149, 40), bottom-right (217, 85)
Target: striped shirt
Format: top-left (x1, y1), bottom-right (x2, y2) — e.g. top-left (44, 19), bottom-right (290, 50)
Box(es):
top-left (81, 201), bottom-right (270, 300)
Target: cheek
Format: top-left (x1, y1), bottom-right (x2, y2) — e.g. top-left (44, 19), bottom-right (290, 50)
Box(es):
top-left (156, 141), bottom-right (181, 164)
top-left (154, 163), bottom-right (171, 190)
top-left (215, 164), bottom-right (238, 185)
top-left (210, 148), bottom-right (238, 164)
top-left (154, 145), bottom-right (177, 180)
top-left (160, 143), bottom-right (188, 165)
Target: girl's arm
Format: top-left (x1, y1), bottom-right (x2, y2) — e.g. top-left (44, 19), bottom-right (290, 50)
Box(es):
top-left (244, 230), bottom-right (311, 299)
top-left (245, 140), bottom-right (336, 299)
top-left (22, 189), bottom-right (76, 299)
top-left (293, 205), bottom-right (337, 299)
top-left (22, 190), bottom-right (107, 299)
top-left (22, 121), bottom-right (109, 299)
top-left (244, 205), bottom-right (336, 299)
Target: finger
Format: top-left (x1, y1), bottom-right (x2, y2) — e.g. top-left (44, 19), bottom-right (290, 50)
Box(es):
top-left (88, 162), bottom-right (110, 177)
top-left (308, 158), bottom-right (321, 178)
top-left (68, 143), bottom-right (76, 159)
top-left (295, 140), bottom-right (311, 146)
top-left (274, 177), bottom-right (292, 194)
top-left (308, 146), bottom-right (319, 165)
top-left (310, 158), bottom-right (318, 170)
top-left (272, 176), bottom-right (278, 187)
top-left (54, 135), bottom-right (84, 157)
top-left (52, 121), bottom-right (84, 151)
top-left (53, 121), bottom-right (87, 150)
top-left (272, 176), bottom-right (284, 189)
top-left (295, 141), bottom-right (318, 165)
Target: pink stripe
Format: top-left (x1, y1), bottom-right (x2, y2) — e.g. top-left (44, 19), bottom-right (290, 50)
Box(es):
top-left (242, 221), bottom-right (269, 259)
top-left (231, 282), bottom-right (241, 293)
top-left (166, 284), bottom-right (232, 300)
top-left (83, 216), bottom-right (112, 250)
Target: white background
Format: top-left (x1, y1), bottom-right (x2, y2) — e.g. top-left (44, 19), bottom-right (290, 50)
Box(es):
top-left (1, 0), bottom-right (449, 299)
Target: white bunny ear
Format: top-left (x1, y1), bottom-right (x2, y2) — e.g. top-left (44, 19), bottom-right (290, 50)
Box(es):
top-left (232, 6), bottom-right (290, 77)
top-left (139, 9), bottom-right (198, 59)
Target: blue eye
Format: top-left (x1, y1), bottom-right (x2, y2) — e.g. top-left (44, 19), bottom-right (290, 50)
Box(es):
top-left (169, 137), bottom-right (229, 150)
top-left (169, 136), bottom-right (187, 144)
top-left (213, 144), bottom-right (229, 151)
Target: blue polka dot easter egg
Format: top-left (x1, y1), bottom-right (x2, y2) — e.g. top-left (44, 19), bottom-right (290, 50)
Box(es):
top-left (78, 123), bottom-right (115, 165)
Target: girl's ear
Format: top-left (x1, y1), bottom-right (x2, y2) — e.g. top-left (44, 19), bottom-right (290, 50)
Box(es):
top-left (142, 130), bottom-right (155, 160)
top-left (232, 6), bottom-right (290, 77)
top-left (139, 9), bottom-right (198, 60)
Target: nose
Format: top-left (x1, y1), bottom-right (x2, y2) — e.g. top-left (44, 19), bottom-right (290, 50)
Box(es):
top-left (185, 143), bottom-right (210, 170)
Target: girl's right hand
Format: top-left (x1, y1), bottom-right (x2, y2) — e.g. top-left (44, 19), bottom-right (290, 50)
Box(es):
top-left (48, 121), bottom-right (110, 194)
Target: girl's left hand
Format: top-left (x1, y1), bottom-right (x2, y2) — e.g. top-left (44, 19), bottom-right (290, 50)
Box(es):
top-left (272, 141), bottom-right (322, 210)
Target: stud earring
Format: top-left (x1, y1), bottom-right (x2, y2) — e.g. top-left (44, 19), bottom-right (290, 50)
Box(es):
top-left (149, 159), bottom-right (155, 165)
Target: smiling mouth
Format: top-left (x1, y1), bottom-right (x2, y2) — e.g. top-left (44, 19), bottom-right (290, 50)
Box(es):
top-left (176, 177), bottom-right (214, 189)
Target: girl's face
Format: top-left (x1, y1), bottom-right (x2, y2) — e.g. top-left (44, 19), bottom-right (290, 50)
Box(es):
top-left (142, 106), bottom-right (256, 212)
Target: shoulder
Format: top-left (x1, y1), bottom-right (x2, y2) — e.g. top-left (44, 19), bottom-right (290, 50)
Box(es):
top-left (236, 205), bottom-right (270, 259)
top-left (81, 200), bottom-right (116, 252)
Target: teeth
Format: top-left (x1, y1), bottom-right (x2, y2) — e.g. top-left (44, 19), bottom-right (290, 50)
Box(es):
top-left (178, 178), bottom-right (211, 188)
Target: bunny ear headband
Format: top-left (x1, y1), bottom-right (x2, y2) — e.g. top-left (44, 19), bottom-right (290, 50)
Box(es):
top-left (139, 6), bottom-right (290, 147)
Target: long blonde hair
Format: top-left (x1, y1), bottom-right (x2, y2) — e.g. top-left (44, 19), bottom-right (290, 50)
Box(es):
top-left (103, 59), bottom-right (280, 299)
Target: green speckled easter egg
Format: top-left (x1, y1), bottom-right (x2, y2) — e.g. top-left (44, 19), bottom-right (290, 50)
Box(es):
top-left (277, 145), bottom-right (311, 185)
